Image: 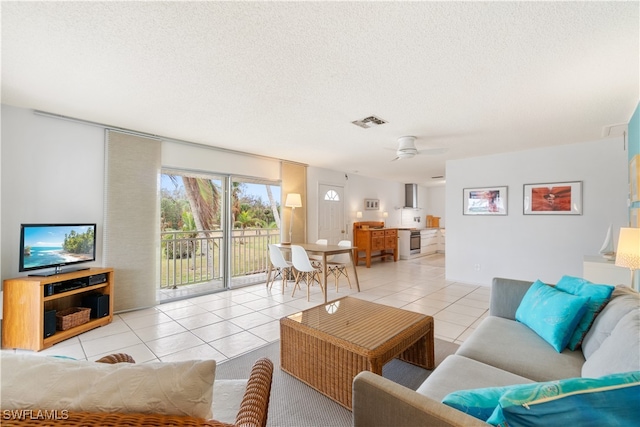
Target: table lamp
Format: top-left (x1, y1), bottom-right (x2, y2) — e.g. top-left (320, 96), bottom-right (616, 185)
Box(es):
top-left (285, 193), bottom-right (302, 244)
top-left (615, 227), bottom-right (640, 291)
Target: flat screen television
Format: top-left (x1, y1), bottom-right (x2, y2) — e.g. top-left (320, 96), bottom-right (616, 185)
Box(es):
top-left (19, 223), bottom-right (97, 276)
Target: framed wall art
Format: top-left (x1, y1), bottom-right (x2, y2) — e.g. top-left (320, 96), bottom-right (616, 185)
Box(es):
top-left (364, 198), bottom-right (379, 210)
top-left (523, 181), bottom-right (582, 215)
top-left (463, 186), bottom-right (508, 215)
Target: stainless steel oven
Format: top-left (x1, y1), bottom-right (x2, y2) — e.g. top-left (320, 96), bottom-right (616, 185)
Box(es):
top-left (410, 230), bottom-right (421, 254)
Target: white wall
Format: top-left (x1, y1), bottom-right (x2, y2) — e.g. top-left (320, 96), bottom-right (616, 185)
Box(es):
top-left (305, 168), bottom-right (446, 241)
top-left (424, 184), bottom-right (446, 228)
top-left (1, 105), bottom-right (106, 279)
top-left (306, 168), bottom-right (406, 243)
top-left (0, 106), bottom-right (288, 283)
top-left (2, 104), bottom-right (630, 295)
top-left (445, 137), bottom-right (629, 286)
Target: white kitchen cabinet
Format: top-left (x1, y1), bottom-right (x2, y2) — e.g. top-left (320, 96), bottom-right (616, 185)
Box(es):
top-left (421, 229), bottom-right (438, 255)
top-left (398, 230), bottom-right (411, 259)
top-left (438, 228), bottom-right (446, 253)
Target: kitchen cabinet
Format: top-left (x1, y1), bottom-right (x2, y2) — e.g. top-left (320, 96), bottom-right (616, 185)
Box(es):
top-left (421, 229), bottom-right (439, 255)
top-left (398, 230), bottom-right (411, 258)
top-left (438, 228), bottom-right (446, 253)
top-left (353, 222), bottom-right (398, 268)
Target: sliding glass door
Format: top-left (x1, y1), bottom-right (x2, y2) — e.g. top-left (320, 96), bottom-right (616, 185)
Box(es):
top-left (159, 170), bottom-right (281, 301)
top-left (229, 177), bottom-right (282, 288)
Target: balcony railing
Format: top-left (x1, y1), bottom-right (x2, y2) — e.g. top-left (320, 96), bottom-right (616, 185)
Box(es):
top-left (160, 228), bottom-right (281, 289)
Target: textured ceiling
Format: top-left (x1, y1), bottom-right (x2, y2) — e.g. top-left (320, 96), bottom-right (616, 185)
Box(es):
top-left (2, 1), bottom-right (638, 184)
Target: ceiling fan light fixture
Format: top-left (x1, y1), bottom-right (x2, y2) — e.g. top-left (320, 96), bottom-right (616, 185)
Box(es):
top-left (396, 149), bottom-right (417, 158)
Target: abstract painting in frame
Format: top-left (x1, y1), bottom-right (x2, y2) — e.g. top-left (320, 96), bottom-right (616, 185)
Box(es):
top-left (523, 181), bottom-right (582, 215)
top-left (463, 186), bottom-right (508, 215)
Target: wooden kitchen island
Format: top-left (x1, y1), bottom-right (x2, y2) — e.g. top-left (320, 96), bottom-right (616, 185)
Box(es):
top-left (353, 221), bottom-right (398, 268)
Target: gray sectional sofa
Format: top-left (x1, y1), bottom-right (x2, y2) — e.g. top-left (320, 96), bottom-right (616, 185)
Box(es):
top-left (352, 277), bottom-right (640, 427)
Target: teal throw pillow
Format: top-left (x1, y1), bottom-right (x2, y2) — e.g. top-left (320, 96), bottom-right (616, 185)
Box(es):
top-left (486, 371), bottom-right (640, 427)
top-left (442, 385), bottom-right (522, 421)
top-left (555, 275), bottom-right (614, 350)
top-left (515, 280), bottom-right (589, 352)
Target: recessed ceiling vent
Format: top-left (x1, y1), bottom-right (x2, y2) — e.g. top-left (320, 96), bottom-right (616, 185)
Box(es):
top-left (351, 115), bottom-right (387, 129)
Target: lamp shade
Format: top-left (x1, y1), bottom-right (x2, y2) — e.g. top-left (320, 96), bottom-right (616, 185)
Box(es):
top-left (356, 211), bottom-right (363, 219)
top-left (615, 228), bottom-right (640, 270)
top-left (285, 193), bottom-right (302, 208)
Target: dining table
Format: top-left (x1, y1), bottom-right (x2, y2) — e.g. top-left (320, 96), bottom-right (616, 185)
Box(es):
top-left (276, 242), bottom-right (361, 303)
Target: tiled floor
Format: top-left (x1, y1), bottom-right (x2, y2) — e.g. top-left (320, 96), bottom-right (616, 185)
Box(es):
top-left (2, 254), bottom-right (490, 363)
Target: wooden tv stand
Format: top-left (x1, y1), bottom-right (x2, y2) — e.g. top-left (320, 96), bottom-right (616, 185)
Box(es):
top-left (2, 267), bottom-right (114, 351)
top-left (353, 221), bottom-right (398, 268)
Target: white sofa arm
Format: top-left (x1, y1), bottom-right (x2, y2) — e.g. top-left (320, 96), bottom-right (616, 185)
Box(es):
top-left (352, 371), bottom-right (487, 427)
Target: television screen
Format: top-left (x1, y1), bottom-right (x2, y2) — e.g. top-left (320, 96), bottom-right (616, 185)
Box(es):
top-left (20, 223), bottom-right (97, 275)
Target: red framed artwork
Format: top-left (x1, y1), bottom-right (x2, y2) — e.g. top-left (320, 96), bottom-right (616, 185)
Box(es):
top-left (523, 181), bottom-right (582, 215)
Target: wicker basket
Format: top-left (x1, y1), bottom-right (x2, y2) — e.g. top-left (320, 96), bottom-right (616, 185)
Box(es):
top-left (56, 307), bottom-right (91, 330)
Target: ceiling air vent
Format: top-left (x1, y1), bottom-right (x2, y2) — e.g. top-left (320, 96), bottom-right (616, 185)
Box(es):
top-left (351, 115), bottom-right (387, 129)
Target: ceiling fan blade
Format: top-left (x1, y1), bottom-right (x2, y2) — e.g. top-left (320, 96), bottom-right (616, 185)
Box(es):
top-left (417, 147), bottom-right (448, 156)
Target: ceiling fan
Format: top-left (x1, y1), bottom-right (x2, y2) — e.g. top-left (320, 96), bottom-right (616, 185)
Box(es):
top-left (391, 136), bottom-right (448, 161)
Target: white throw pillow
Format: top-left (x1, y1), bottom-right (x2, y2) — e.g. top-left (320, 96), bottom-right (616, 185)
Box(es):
top-left (582, 309), bottom-right (640, 378)
top-left (0, 353), bottom-right (216, 419)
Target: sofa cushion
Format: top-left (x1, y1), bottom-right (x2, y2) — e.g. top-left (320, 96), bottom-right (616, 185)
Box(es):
top-left (0, 353), bottom-right (216, 419)
top-left (515, 280), bottom-right (589, 352)
top-left (456, 316), bottom-right (584, 382)
top-left (442, 384), bottom-right (519, 421)
top-left (555, 275), bottom-right (614, 350)
top-left (486, 371), bottom-right (640, 427)
top-left (582, 309), bottom-right (640, 378)
top-left (416, 355), bottom-right (533, 401)
top-left (581, 285), bottom-right (640, 360)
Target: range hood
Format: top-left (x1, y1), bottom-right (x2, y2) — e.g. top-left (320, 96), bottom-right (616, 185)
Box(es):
top-left (404, 183), bottom-right (419, 209)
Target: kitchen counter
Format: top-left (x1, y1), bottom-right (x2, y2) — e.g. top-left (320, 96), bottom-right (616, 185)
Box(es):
top-left (398, 228), bottom-right (445, 259)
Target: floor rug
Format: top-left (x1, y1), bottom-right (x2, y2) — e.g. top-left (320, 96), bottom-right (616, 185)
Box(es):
top-left (216, 338), bottom-right (459, 427)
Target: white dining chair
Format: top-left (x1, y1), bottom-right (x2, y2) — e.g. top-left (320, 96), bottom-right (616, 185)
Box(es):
top-left (267, 244), bottom-right (293, 294)
top-left (327, 240), bottom-right (353, 292)
top-left (291, 245), bottom-right (324, 301)
top-left (309, 239), bottom-right (328, 269)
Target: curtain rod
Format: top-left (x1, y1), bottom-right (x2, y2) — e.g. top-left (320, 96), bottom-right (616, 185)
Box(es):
top-left (32, 109), bottom-right (306, 166)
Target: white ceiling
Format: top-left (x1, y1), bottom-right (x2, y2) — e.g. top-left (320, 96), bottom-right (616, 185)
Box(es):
top-left (2, 1), bottom-right (638, 184)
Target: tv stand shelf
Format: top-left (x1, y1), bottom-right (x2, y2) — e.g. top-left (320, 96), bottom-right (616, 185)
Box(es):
top-left (2, 267), bottom-right (114, 351)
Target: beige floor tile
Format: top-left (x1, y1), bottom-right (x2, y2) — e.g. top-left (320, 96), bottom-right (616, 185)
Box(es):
top-left (191, 320), bottom-right (244, 342)
top-left (133, 320), bottom-right (188, 342)
top-left (35, 254), bottom-right (490, 357)
top-left (144, 331), bottom-right (204, 358)
top-left (175, 312), bottom-right (224, 330)
top-left (247, 320), bottom-right (281, 342)
top-left (81, 330), bottom-right (144, 357)
top-left (229, 311), bottom-right (274, 330)
top-left (210, 331), bottom-right (268, 359)
top-left (160, 343), bottom-right (227, 363)
top-left (121, 312), bottom-right (174, 330)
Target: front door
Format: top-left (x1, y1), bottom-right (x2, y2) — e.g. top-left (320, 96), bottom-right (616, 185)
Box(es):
top-left (318, 184), bottom-right (345, 244)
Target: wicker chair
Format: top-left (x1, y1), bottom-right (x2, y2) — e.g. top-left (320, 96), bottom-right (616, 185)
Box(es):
top-left (2, 354), bottom-right (274, 427)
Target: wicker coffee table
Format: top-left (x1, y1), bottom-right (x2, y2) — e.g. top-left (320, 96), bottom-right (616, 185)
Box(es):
top-left (280, 296), bottom-right (434, 409)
